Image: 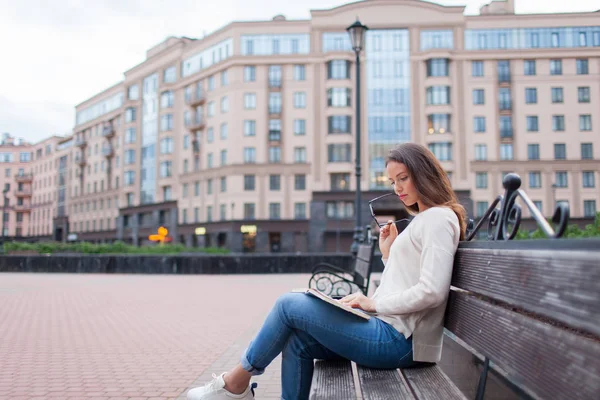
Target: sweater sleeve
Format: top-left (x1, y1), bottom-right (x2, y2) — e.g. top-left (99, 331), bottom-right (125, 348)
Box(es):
top-left (375, 211), bottom-right (458, 315)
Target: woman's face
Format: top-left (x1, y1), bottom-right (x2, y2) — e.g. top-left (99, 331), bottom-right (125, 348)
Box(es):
top-left (387, 161), bottom-right (419, 206)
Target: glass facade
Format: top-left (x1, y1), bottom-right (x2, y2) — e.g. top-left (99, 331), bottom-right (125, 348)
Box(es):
top-left (181, 38), bottom-right (232, 77)
top-left (140, 73), bottom-right (158, 204)
top-left (367, 29), bottom-right (411, 189)
top-left (420, 30), bottom-right (454, 50)
top-left (465, 26), bottom-right (600, 50)
top-left (322, 32), bottom-right (352, 52)
top-left (241, 34), bottom-right (310, 55)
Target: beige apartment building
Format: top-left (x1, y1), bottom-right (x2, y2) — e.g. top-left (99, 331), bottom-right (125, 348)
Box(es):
top-left (2, 0), bottom-right (599, 252)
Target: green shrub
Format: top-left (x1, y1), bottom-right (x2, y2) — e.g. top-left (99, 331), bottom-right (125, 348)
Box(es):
top-left (516, 212), bottom-right (600, 239)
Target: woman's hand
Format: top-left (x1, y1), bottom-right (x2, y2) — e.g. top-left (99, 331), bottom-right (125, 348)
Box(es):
top-left (339, 292), bottom-right (376, 313)
top-left (379, 220), bottom-right (399, 258)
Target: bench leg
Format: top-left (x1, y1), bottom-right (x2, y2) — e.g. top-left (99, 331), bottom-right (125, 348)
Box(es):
top-left (475, 357), bottom-right (490, 400)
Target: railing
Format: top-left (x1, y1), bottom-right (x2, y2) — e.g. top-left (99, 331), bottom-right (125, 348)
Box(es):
top-left (268, 131), bottom-right (281, 141)
top-left (500, 129), bottom-right (513, 138)
top-left (498, 73), bottom-right (511, 83)
top-left (102, 124), bottom-right (115, 137)
top-left (499, 101), bottom-right (512, 111)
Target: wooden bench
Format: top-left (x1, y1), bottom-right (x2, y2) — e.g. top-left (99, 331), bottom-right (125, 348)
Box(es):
top-left (310, 238), bottom-right (600, 399)
top-left (308, 241), bottom-right (377, 296)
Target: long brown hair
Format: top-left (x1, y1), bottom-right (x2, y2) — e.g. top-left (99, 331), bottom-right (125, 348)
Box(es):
top-left (386, 143), bottom-right (467, 240)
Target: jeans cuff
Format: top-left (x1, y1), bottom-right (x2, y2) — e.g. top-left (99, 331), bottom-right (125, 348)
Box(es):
top-left (241, 347), bottom-right (265, 376)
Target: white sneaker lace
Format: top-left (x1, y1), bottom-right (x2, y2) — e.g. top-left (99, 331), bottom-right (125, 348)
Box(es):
top-left (204, 373), bottom-right (222, 392)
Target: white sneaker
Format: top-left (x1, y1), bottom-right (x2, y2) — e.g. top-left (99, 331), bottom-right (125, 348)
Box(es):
top-left (186, 373), bottom-right (257, 400)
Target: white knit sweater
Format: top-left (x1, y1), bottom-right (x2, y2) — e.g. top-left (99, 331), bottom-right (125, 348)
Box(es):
top-left (371, 206), bottom-right (460, 363)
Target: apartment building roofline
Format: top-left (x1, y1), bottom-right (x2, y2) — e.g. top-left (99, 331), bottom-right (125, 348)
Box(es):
top-left (74, 80), bottom-right (124, 110)
top-left (310, 0), bottom-right (466, 16)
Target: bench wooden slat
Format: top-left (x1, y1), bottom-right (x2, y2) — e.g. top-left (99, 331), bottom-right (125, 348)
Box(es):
top-left (356, 365), bottom-right (413, 400)
top-left (452, 248), bottom-right (600, 337)
top-left (445, 291), bottom-right (600, 400)
top-left (309, 359), bottom-right (356, 400)
top-left (401, 365), bottom-right (467, 400)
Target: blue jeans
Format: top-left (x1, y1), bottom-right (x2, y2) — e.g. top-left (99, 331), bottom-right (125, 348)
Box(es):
top-left (241, 293), bottom-right (418, 400)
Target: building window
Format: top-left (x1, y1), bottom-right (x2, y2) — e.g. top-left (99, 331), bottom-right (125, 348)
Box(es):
top-left (526, 116), bottom-right (539, 132)
top-left (244, 147), bottom-right (256, 163)
top-left (295, 174), bottom-right (306, 190)
top-left (553, 115), bottom-right (565, 131)
top-left (328, 116), bottom-right (351, 134)
top-left (427, 114), bottom-right (451, 134)
top-left (327, 88), bottom-right (351, 107)
top-left (270, 175), bottom-right (281, 191)
top-left (221, 70), bottom-right (228, 86)
top-left (525, 88), bottom-right (537, 104)
top-left (326, 201), bottom-right (355, 219)
top-left (160, 91), bottom-right (174, 108)
top-left (269, 92), bottom-right (282, 113)
top-left (244, 175), bottom-right (255, 191)
top-left (473, 117), bottom-right (486, 133)
top-left (124, 149), bottom-right (136, 164)
top-left (269, 203), bottom-right (281, 220)
top-left (426, 86), bottom-right (450, 105)
top-left (207, 128), bottom-right (214, 143)
top-left (125, 107), bottom-right (136, 123)
top-left (220, 123), bottom-right (228, 140)
top-left (475, 172), bottom-right (488, 189)
top-left (527, 144), bottom-right (540, 160)
top-left (207, 153), bottom-right (213, 169)
top-left (581, 143), bottom-right (593, 160)
top-left (472, 89), bottom-right (484, 105)
top-left (294, 203), bottom-right (307, 219)
top-left (576, 59), bottom-right (589, 75)
top-left (268, 65), bottom-right (282, 87)
top-left (194, 181), bottom-right (200, 196)
top-left (580, 115), bottom-right (592, 131)
top-left (554, 143), bottom-right (566, 160)
top-left (476, 201), bottom-right (489, 218)
top-left (328, 144), bottom-right (351, 162)
top-left (208, 76), bottom-right (215, 91)
top-left (244, 120), bottom-right (256, 136)
top-left (269, 147), bottom-right (281, 163)
top-left (294, 65), bottom-right (306, 81)
top-left (160, 137), bottom-right (173, 154)
top-left (294, 92), bottom-right (306, 108)
top-left (269, 119), bottom-right (281, 141)
top-left (529, 172), bottom-right (542, 188)
top-left (533, 201), bottom-right (543, 214)
top-left (220, 177), bottom-right (226, 193)
top-left (551, 87), bottom-right (563, 103)
top-left (426, 58), bottom-right (449, 77)
top-left (128, 85), bottom-right (139, 100)
top-left (550, 59), bottom-right (562, 75)
top-left (555, 171), bottom-right (568, 188)
top-left (220, 204), bottom-right (226, 221)
top-left (327, 60), bottom-right (350, 79)
top-left (220, 96), bottom-right (229, 113)
top-left (206, 206), bottom-right (213, 222)
top-left (584, 200), bottom-right (597, 218)
top-left (578, 87), bottom-right (590, 103)
top-left (582, 171), bottom-right (595, 188)
top-left (472, 61), bottom-right (484, 77)
top-left (474, 144), bottom-right (487, 161)
top-left (524, 60), bottom-right (536, 76)
top-left (294, 147), bottom-right (307, 163)
top-left (294, 119), bottom-right (306, 136)
top-left (160, 114), bottom-right (173, 131)
top-left (244, 93), bottom-right (256, 109)
top-left (428, 142), bottom-right (452, 161)
top-left (163, 186), bottom-right (172, 200)
top-left (244, 203), bottom-right (255, 220)
top-left (330, 173), bottom-right (350, 191)
top-left (244, 66), bottom-right (256, 82)
top-left (500, 144), bottom-right (513, 160)
top-left (207, 179), bottom-right (213, 195)
top-left (160, 161), bottom-right (172, 178)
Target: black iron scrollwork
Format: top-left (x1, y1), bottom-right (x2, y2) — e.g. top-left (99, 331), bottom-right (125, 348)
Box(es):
top-left (308, 272), bottom-right (357, 297)
top-left (466, 173), bottom-right (570, 241)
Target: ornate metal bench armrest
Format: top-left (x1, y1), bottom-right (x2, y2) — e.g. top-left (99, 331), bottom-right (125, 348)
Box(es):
top-left (310, 262), bottom-right (354, 276)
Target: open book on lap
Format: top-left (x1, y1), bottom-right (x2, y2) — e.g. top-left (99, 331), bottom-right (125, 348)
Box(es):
top-left (291, 288), bottom-right (372, 320)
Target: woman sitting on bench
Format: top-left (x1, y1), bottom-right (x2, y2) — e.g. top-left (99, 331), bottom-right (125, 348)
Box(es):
top-left (187, 143), bottom-right (467, 400)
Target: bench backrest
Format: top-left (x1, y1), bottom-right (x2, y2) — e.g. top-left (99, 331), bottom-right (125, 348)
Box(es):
top-left (352, 240), bottom-right (377, 293)
top-left (446, 239), bottom-right (600, 400)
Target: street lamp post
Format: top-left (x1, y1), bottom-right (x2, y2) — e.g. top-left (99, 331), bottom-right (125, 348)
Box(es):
top-left (0, 184), bottom-right (10, 254)
top-left (347, 19), bottom-right (369, 254)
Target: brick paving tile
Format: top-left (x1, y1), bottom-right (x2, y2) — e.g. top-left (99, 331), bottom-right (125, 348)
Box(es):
top-left (0, 272), bottom-right (308, 399)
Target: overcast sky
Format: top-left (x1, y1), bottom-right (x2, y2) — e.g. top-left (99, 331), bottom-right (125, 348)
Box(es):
top-left (1, 0), bottom-right (598, 144)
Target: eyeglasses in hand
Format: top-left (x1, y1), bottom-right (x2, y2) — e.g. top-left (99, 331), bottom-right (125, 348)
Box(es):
top-left (368, 192), bottom-right (412, 229)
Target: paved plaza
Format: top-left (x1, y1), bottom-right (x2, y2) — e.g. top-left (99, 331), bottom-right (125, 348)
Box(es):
top-left (0, 273), bottom-right (312, 400)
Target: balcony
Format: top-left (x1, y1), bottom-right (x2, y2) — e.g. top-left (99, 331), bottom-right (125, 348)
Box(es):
top-left (268, 131), bottom-right (281, 142)
top-left (102, 145), bottom-right (114, 158)
top-left (192, 139), bottom-right (200, 153)
top-left (14, 204), bottom-right (32, 212)
top-left (498, 73), bottom-right (511, 84)
top-left (269, 80), bottom-right (282, 89)
top-left (188, 117), bottom-right (206, 132)
top-left (186, 92), bottom-right (206, 107)
top-left (500, 129), bottom-right (514, 139)
top-left (75, 154), bottom-right (87, 166)
top-left (75, 136), bottom-right (87, 148)
top-left (102, 124), bottom-right (115, 138)
top-left (499, 101), bottom-right (512, 111)
top-left (15, 188), bottom-right (32, 197)
top-left (14, 173), bottom-right (33, 183)
top-left (268, 107), bottom-right (282, 116)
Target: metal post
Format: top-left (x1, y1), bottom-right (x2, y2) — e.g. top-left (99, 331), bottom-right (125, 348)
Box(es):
top-left (0, 184), bottom-right (8, 254)
top-left (351, 51), bottom-right (363, 254)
